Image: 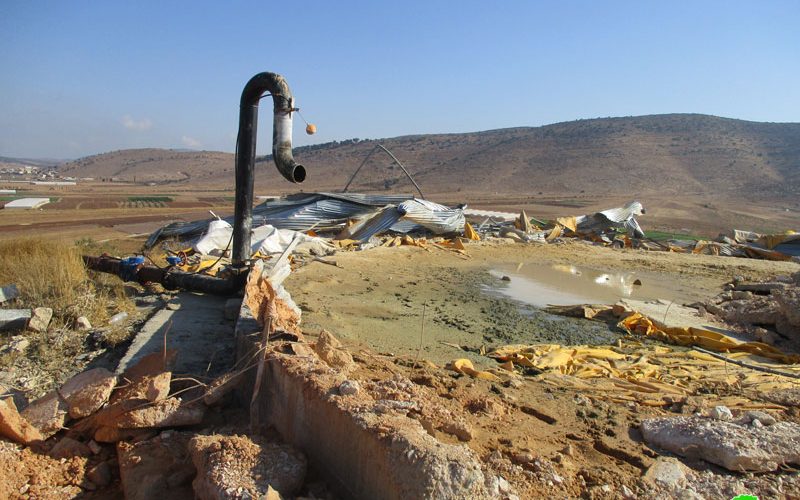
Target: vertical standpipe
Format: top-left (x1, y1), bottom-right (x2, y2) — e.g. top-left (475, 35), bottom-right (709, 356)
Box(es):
top-left (233, 72), bottom-right (306, 266)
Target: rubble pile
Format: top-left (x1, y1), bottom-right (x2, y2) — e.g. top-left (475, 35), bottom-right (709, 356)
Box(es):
top-left (0, 350), bottom-right (309, 498)
top-left (699, 271), bottom-right (800, 350)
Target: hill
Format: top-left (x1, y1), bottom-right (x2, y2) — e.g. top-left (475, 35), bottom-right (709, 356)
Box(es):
top-left (57, 114), bottom-right (800, 202)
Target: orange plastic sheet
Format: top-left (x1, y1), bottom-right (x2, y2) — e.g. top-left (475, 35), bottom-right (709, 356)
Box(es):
top-left (618, 312), bottom-right (800, 364)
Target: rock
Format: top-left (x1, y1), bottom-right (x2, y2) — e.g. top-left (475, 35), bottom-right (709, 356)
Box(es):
top-left (710, 405), bottom-right (732, 421)
top-left (731, 290), bottom-right (752, 300)
top-left (338, 380), bottom-right (360, 396)
top-left (123, 350), bottom-right (178, 381)
top-left (739, 410), bottom-right (777, 426)
top-left (0, 284), bottom-right (19, 303)
top-left (189, 434), bottom-right (307, 499)
top-left (108, 398), bottom-right (205, 429)
top-left (165, 302), bottom-right (181, 311)
top-left (620, 484), bottom-right (636, 499)
top-left (774, 288), bottom-right (800, 328)
top-left (441, 420), bottom-right (473, 441)
top-left (753, 327), bottom-right (780, 345)
top-left (314, 330), bottom-right (355, 371)
top-left (87, 461), bottom-right (112, 487)
top-left (641, 416), bottom-right (800, 472)
top-left (27, 307), bottom-right (53, 333)
top-left (49, 436), bottom-right (92, 459)
top-left (0, 309), bottom-right (31, 332)
top-left (75, 316), bottom-right (93, 331)
top-left (21, 390), bottom-right (68, 438)
top-left (88, 440), bottom-right (103, 454)
top-left (118, 432), bottom-right (195, 500)
top-left (58, 367), bottom-right (118, 419)
top-left (0, 335), bottom-right (30, 355)
top-left (724, 297), bottom-right (781, 325)
top-left (223, 298), bottom-right (242, 320)
top-left (643, 457), bottom-right (688, 489)
top-left (0, 397), bottom-right (43, 445)
top-left (112, 372), bottom-right (171, 404)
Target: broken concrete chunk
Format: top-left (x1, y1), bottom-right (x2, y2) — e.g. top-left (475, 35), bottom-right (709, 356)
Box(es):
top-left (112, 372), bottom-right (171, 405)
top-left (110, 398), bottom-right (205, 429)
top-left (21, 390), bottom-right (68, 438)
top-left (338, 380), bottom-right (360, 396)
top-left (0, 309), bottom-right (31, 332)
top-left (118, 432), bottom-right (195, 500)
top-left (641, 416), bottom-right (800, 472)
top-left (59, 367), bottom-right (118, 419)
top-left (0, 397), bottom-right (43, 445)
top-left (27, 307), bottom-right (53, 333)
top-left (0, 284), bottom-right (19, 303)
top-left (709, 405), bottom-right (732, 421)
top-left (313, 330), bottom-right (355, 371)
top-left (189, 434), bottom-right (307, 499)
top-left (49, 436), bottom-right (92, 459)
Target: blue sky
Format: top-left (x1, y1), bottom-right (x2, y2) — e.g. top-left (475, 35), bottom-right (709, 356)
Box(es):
top-left (1, 1), bottom-right (798, 159)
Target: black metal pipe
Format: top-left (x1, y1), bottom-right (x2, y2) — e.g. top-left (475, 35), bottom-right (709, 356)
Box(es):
top-left (83, 255), bottom-right (243, 296)
top-left (233, 72), bottom-right (305, 266)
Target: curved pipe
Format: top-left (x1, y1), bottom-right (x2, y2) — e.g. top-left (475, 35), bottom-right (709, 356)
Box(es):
top-left (234, 72), bottom-right (306, 266)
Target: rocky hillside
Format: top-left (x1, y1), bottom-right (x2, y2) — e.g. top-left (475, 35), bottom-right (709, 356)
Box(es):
top-left (57, 114), bottom-right (800, 201)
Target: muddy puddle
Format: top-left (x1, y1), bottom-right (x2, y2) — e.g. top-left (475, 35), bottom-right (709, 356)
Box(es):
top-left (484, 262), bottom-right (701, 308)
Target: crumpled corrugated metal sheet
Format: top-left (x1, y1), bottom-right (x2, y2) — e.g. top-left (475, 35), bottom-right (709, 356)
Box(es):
top-left (575, 201), bottom-right (645, 238)
top-left (146, 192), bottom-right (463, 248)
top-left (345, 199), bottom-right (465, 242)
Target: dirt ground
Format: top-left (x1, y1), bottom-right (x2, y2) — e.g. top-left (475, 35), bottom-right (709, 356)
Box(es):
top-left (286, 239), bottom-right (800, 498)
top-left (288, 239), bottom-right (799, 366)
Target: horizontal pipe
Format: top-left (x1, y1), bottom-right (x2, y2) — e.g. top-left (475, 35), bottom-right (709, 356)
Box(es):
top-left (83, 255), bottom-right (244, 296)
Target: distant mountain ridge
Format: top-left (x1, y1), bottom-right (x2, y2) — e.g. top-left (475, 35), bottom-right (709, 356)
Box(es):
top-left (56, 114), bottom-right (800, 201)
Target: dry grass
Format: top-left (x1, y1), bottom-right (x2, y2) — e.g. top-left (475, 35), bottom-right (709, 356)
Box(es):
top-left (0, 237), bottom-right (132, 328)
top-left (0, 237), bottom-right (136, 397)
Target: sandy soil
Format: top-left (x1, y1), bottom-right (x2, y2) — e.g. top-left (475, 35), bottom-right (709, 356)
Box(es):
top-left (287, 238), bottom-right (799, 367)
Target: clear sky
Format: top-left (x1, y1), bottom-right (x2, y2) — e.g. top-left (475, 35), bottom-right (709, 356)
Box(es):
top-left (1, 0), bottom-right (798, 159)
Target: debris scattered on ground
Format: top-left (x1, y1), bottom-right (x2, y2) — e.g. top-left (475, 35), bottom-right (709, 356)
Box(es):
top-left (641, 415), bottom-right (800, 472)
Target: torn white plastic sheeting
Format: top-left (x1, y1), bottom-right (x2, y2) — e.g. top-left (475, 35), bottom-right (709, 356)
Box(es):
top-left (193, 220), bottom-right (332, 257)
top-left (3, 198), bottom-right (49, 209)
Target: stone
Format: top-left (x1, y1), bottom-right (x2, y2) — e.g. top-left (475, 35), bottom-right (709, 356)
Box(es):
top-left (223, 298), bottom-right (242, 320)
top-left (739, 410), bottom-right (777, 426)
top-left (88, 440), bottom-right (103, 454)
top-left (441, 419), bottom-right (473, 441)
top-left (620, 484), bottom-right (636, 499)
top-left (109, 398), bottom-right (205, 429)
top-left (58, 367), bottom-right (118, 419)
top-left (641, 416), bottom-right (800, 472)
top-left (49, 436), bottom-right (92, 459)
top-left (75, 316), bottom-right (92, 331)
top-left (21, 390), bottom-right (68, 438)
top-left (338, 380), bottom-right (360, 396)
top-left (123, 350), bottom-right (178, 381)
top-left (313, 330), bottom-right (355, 371)
top-left (0, 335), bottom-right (30, 355)
top-left (27, 307), bottom-right (53, 333)
top-left (87, 461), bottom-right (112, 487)
top-left (118, 432), bottom-right (195, 500)
top-left (165, 302), bottom-right (181, 311)
top-left (0, 397), bottom-right (43, 445)
top-left (643, 457), bottom-right (688, 489)
top-left (774, 288), bottom-right (800, 327)
top-left (0, 309), bottom-right (31, 332)
top-left (189, 434), bottom-right (307, 499)
top-left (0, 284), bottom-right (19, 303)
top-left (112, 372), bottom-right (171, 404)
top-left (710, 405), bottom-right (732, 421)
